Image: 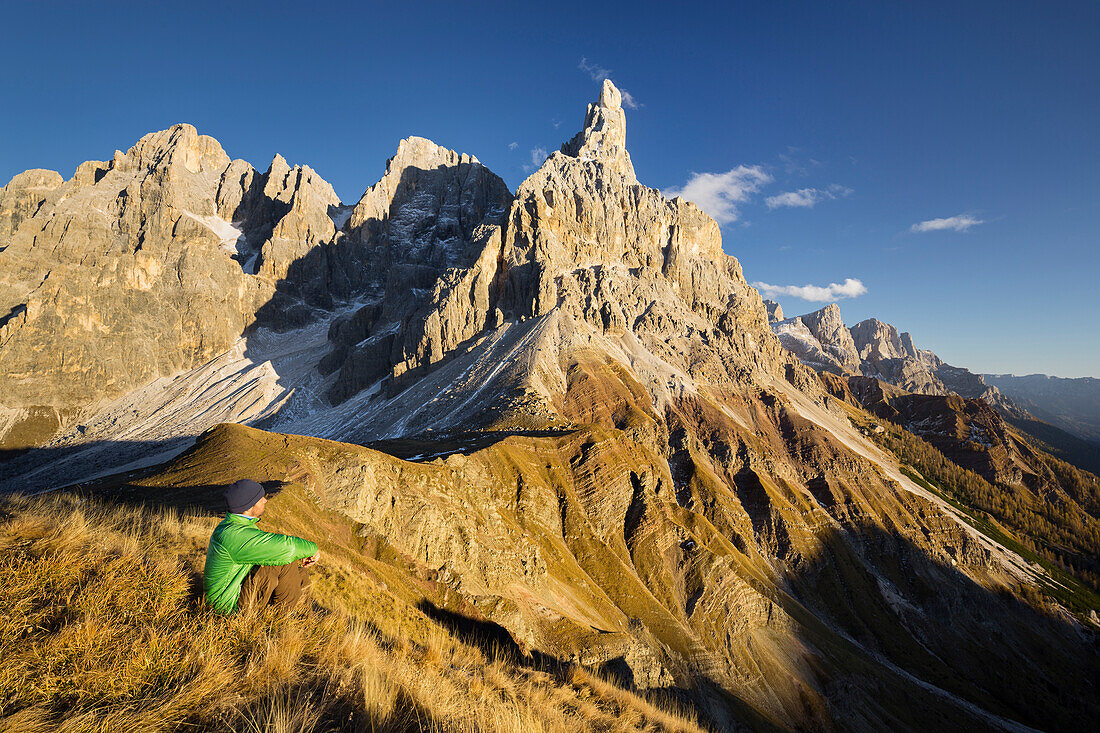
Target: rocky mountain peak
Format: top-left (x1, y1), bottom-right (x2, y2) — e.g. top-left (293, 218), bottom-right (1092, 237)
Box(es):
top-left (387, 136), bottom-right (481, 173)
top-left (850, 318), bottom-right (914, 361)
top-left (772, 303), bottom-right (861, 374)
top-left (803, 303), bottom-right (843, 330)
top-left (0, 169), bottom-right (64, 236)
top-left (800, 303), bottom-right (861, 370)
top-left (345, 135), bottom-right (509, 255)
top-left (121, 123), bottom-right (231, 176)
top-left (560, 79), bottom-right (636, 182)
top-left (265, 153), bottom-right (291, 182)
top-left (763, 299), bottom-right (784, 322)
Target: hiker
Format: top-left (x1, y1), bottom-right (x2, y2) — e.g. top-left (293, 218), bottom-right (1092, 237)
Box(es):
top-left (203, 478), bottom-right (320, 614)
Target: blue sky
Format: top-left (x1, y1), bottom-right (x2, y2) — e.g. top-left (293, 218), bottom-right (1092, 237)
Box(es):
top-left (2, 1), bottom-right (1097, 376)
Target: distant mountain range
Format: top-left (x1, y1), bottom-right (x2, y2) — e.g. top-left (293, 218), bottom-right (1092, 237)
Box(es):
top-left (768, 301), bottom-right (1007, 405)
top-left (984, 373), bottom-right (1100, 443)
top-left (768, 301), bottom-right (1100, 474)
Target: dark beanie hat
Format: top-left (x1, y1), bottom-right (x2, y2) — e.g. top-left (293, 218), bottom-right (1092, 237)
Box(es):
top-left (224, 479), bottom-right (265, 514)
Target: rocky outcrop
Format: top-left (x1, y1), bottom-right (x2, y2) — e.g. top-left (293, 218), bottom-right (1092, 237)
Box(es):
top-left (320, 78), bottom-right (798, 420)
top-left (0, 124), bottom-right (359, 448)
top-left (491, 78), bottom-right (788, 383)
top-left (560, 79), bottom-right (637, 183)
top-left (774, 304), bottom-right (861, 374)
top-left (762, 298), bottom-right (783, 322)
top-left (850, 318), bottom-right (918, 362)
top-left (0, 169), bottom-right (64, 237)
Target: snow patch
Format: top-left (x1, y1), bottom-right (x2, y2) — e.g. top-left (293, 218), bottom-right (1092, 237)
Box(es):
top-left (182, 210), bottom-right (256, 272)
top-left (329, 205), bottom-right (354, 231)
top-left (183, 211), bottom-right (246, 254)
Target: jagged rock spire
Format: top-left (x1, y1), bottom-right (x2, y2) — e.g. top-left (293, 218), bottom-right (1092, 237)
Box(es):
top-left (561, 79), bottom-right (637, 183)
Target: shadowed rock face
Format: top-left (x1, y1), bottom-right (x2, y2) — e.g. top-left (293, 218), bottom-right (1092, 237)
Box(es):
top-left (3, 84), bottom-right (1097, 731)
top-left (321, 136), bottom-right (513, 401)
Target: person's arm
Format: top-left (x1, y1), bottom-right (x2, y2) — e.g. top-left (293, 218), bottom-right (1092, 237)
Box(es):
top-left (230, 526), bottom-right (317, 566)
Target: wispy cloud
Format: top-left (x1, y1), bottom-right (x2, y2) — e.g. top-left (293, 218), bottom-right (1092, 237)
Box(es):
top-left (578, 57), bottom-right (612, 82)
top-left (522, 146), bottom-right (548, 174)
top-left (508, 141), bottom-right (518, 151)
top-left (765, 184), bottom-right (852, 210)
top-left (910, 214), bottom-right (983, 232)
top-left (753, 278), bottom-right (867, 302)
top-left (778, 147), bottom-right (822, 177)
top-left (578, 57), bottom-right (641, 109)
top-left (664, 166), bottom-right (772, 225)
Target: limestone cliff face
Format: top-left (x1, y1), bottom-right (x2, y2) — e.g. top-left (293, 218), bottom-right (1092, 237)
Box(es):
top-left (762, 298), bottom-right (783, 322)
top-left (0, 169), bottom-right (64, 237)
top-left (400, 77), bottom-right (794, 398)
top-left (0, 125), bottom-right (352, 448)
top-left (560, 79), bottom-right (637, 183)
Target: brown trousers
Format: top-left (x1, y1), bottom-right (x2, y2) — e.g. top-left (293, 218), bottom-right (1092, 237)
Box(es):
top-left (239, 562), bottom-right (311, 611)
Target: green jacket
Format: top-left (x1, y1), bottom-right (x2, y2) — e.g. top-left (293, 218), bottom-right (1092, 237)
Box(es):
top-left (203, 513), bottom-right (318, 614)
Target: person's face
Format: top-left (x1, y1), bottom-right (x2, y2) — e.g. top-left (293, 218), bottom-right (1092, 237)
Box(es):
top-left (244, 494), bottom-right (268, 518)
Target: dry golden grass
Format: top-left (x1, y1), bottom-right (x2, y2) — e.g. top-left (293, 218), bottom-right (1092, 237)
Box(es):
top-left (0, 491), bottom-right (707, 732)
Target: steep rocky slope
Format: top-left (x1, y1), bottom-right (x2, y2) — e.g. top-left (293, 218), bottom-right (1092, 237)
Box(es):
top-left (2, 82), bottom-right (1097, 730)
top-left (823, 372), bottom-right (1100, 596)
top-left (110, 422), bottom-right (1096, 731)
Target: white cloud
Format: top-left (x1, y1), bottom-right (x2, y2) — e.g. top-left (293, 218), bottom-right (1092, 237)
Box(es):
top-left (766, 189), bottom-right (820, 209)
top-left (578, 57), bottom-right (612, 82)
top-left (766, 184), bottom-right (852, 210)
top-left (508, 141), bottom-right (518, 151)
top-left (577, 57), bottom-right (640, 109)
top-left (911, 214), bottom-right (983, 232)
top-left (753, 278), bottom-right (867, 302)
top-left (664, 166), bottom-right (772, 224)
top-left (522, 146), bottom-right (548, 174)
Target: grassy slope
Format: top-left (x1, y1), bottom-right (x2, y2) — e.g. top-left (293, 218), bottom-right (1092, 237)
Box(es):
top-left (0, 487), bottom-right (706, 732)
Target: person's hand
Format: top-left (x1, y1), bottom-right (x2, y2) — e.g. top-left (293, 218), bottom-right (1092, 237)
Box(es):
top-left (302, 551), bottom-right (320, 567)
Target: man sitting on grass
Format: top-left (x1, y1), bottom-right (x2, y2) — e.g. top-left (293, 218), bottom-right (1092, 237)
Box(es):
top-left (204, 479), bottom-right (320, 614)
